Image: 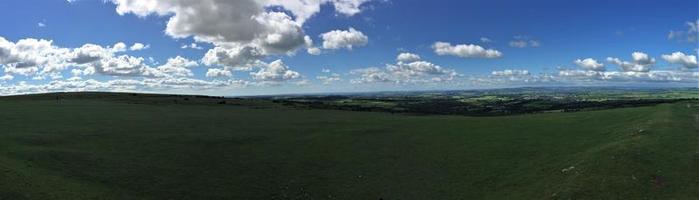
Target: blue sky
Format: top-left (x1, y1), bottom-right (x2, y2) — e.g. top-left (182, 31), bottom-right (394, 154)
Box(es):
top-left (0, 0), bottom-right (697, 96)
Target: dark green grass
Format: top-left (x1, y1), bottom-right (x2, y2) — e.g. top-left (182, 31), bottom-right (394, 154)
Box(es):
top-left (0, 94), bottom-right (697, 199)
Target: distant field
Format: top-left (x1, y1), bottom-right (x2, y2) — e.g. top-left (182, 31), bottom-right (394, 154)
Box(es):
top-left (0, 93), bottom-right (698, 199)
top-left (271, 87), bottom-right (699, 116)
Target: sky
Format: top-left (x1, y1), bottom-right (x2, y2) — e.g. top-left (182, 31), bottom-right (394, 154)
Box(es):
top-left (0, 0), bottom-right (697, 96)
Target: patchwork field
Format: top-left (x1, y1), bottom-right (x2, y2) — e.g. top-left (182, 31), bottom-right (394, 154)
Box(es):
top-left (0, 93), bottom-right (697, 199)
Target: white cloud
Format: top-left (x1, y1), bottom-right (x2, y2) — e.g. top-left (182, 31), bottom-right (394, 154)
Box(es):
top-left (252, 11), bottom-right (308, 54)
top-left (250, 59), bottom-right (301, 82)
top-left (350, 67), bottom-right (391, 83)
top-left (320, 28), bottom-right (368, 50)
top-left (112, 42), bottom-right (127, 52)
top-left (574, 58), bottom-right (605, 71)
top-left (606, 52), bottom-right (655, 72)
top-left (66, 42), bottom-right (161, 77)
top-left (70, 68), bottom-right (82, 77)
top-left (109, 0), bottom-right (373, 84)
top-left (387, 61), bottom-right (454, 77)
top-left (662, 51), bottom-right (698, 69)
top-left (206, 68), bottom-right (233, 78)
top-left (0, 77), bottom-right (250, 96)
top-left (491, 69), bottom-right (530, 77)
top-left (94, 55), bottom-right (148, 76)
top-left (110, 0), bottom-right (373, 57)
top-left (307, 47), bottom-right (322, 55)
top-left (326, 0), bottom-right (371, 16)
top-left (181, 43), bottom-right (203, 50)
top-left (146, 56), bottom-right (198, 77)
top-left (201, 46), bottom-right (264, 70)
top-left (0, 74), bottom-right (13, 81)
top-left (351, 53), bottom-right (459, 84)
top-left (69, 44), bottom-right (110, 64)
top-left (432, 42), bottom-right (502, 59)
top-left (262, 0), bottom-right (372, 25)
top-left (508, 36), bottom-right (540, 48)
top-left (668, 19), bottom-right (698, 42)
top-left (111, 0), bottom-right (305, 62)
top-left (0, 36), bottom-right (304, 84)
top-left (480, 69), bottom-right (555, 85)
top-left (0, 37), bottom-right (71, 76)
top-left (558, 69), bottom-right (698, 83)
top-left (396, 53), bottom-right (421, 63)
top-left (509, 39), bottom-right (540, 48)
top-left (316, 70), bottom-right (342, 84)
top-left (480, 37), bottom-right (492, 43)
top-left (130, 43), bottom-right (149, 51)
top-left (509, 40), bottom-right (527, 48)
top-left (112, 0), bottom-right (266, 43)
top-left (37, 22), bottom-right (46, 28)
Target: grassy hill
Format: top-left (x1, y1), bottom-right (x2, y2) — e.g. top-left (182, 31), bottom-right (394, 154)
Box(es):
top-left (0, 92), bottom-right (697, 199)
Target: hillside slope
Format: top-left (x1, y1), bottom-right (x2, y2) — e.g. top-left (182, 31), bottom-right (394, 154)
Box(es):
top-left (0, 93), bottom-right (697, 199)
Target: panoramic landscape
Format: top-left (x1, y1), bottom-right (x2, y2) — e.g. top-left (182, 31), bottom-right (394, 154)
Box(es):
top-left (1, 0), bottom-right (698, 199)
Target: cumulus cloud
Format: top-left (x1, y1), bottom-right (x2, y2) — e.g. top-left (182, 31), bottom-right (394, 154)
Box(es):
top-left (432, 42), bottom-right (502, 59)
top-left (250, 59), bottom-right (301, 82)
top-left (387, 61), bottom-right (455, 77)
top-left (69, 44), bottom-right (110, 64)
top-left (0, 37), bottom-right (69, 72)
top-left (112, 42), bottom-right (127, 52)
top-left (0, 36), bottom-right (200, 80)
top-left (0, 77), bottom-right (249, 96)
top-left (263, 0), bottom-right (372, 25)
top-left (110, 0), bottom-right (373, 57)
top-left (0, 34), bottom-right (314, 92)
top-left (93, 55), bottom-right (148, 76)
top-left (396, 53), bottom-right (421, 63)
top-left (252, 11), bottom-right (308, 54)
top-left (201, 46), bottom-right (264, 70)
top-left (145, 56), bottom-right (198, 77)
top-left (113, 0), bottom-right (268, 44)
top-left (326, 0), bottom-right (371, 16)
top-left (206, 68), bottom-right (233, 78)
top-left (307, 47), bottom-right (322, 55)
top-left (662, 51), bottom-right (698, 69)
top-left (556, 52), bottom-right (695, 84)
top-left (351, 53), bottom-right (459, 84)
top-left (350, 67), bottom-right (391, 83)
top-left (574, 58), bottom-right (605, 71)
top-left (606, 52), bottom-right (655, 72)
top-left (130, 43), bottom-right (149, 51)
top-left (0, 74), bottom-right (13, 81)
top-left (320, 28), bottom-right (368, 50)
top-left (108, 0), bottom-right (374, 86)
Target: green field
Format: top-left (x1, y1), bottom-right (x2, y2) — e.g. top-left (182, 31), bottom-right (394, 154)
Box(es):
top-left (1, 93), bottom-right (698, 199)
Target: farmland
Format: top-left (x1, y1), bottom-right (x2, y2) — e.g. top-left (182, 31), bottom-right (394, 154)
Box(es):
top-left (0, 88), bottom-right (698, 199)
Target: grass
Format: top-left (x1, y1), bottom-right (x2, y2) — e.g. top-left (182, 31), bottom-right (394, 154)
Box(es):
top-left (0, 93), bottom-right (697, 199)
